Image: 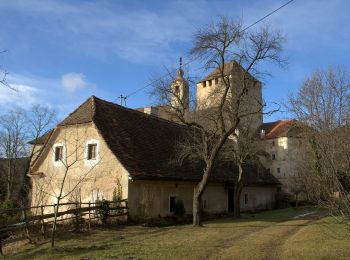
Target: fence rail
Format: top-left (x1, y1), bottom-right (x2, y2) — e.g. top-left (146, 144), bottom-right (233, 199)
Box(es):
top-left (0, 199), bottom-right (128, 253)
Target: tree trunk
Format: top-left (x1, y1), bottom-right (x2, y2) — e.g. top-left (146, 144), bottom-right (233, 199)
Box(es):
top-left (6, 159), bottom-right (12, 200)
top-left (193, 189), bottom-right (202, 226)
top-left (233, 180), bottom-right (243, 218)
top-left (51, 203), bottom-right (59, 248)
top-left (233, 163), bottom-right (244, 219)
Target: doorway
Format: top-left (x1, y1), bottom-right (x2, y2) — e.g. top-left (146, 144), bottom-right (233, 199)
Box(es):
top-left (228, 188), bottom-right (234, 212)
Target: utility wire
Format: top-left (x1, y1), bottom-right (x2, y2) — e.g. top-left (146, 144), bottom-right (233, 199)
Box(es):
top-left (121, 0), bottom-right (295, 101)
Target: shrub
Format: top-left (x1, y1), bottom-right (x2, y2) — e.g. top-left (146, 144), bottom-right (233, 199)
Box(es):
top-left (174, 200), bottom-right (185, 217)
top-left (98, 200), bottom-right (110, 224)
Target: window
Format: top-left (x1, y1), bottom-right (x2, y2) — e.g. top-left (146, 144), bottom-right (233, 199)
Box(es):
top-left (272, 140), bottom-right (275, 146)
top-left (169, 196), bottom-right (176, 212)
top-left (202, 81), bottom-right (206, 88)
top-left (209, 80), bottom-right (212, 86)
top-left (244, 193), bottom-right (248, 205)
top-left (87, 144), bottom-right (97, 160)
top-left (203, 199), bottom-right (207, 209)
top-left (272, 154), bottom-right (276, 160)
top-left (54, 146), bottom-right (63, 162)
top-left (277, 168), bottom-right (281, 173)
top-left (174, 85), bottom-right (179, 94)
top-left (215, 78), bottom-right (219, 84)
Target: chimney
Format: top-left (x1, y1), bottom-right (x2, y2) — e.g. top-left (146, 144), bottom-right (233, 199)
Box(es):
top-left (143, 106), bottom-right (159, 117)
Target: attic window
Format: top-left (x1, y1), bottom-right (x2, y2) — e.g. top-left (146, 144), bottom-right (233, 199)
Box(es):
top-left (87, 144), bottom-right (97, 160)
top-left (202, 81), bottom-right (206, 88)
top-left (54, 146), bottom-right (63, 162)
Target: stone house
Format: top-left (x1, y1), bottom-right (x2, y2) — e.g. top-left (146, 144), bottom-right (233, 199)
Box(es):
top-left (29, 96), bottom-right (279, 220)
top-left (259, 120), bottom-right (306, 194)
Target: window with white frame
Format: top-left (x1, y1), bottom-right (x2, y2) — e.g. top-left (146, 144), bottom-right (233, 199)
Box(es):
top-left (54, 146), bottom-right (63, 162)
top-left (87, 143), bottom-right (97, 160)
top-left (85, 139), bottom-right (100, 167)
top-left (52, 143), bottom-right (65, 167)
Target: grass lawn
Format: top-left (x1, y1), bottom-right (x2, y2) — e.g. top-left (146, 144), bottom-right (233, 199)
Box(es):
top-left (6, 207), bottom-right (350, 259)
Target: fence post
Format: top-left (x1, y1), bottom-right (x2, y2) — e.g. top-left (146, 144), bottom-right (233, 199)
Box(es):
top-left (75, 202), bottom-right (79, 232)
top-left (88, 202), bottom-right (91, 230)
top-left (22, 208), bottom-right (32, 243)
top-left (40, 205), bottom-right (46, 238)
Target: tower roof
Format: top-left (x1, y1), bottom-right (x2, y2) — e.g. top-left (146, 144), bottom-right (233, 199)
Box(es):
top-left (198, 61), bottom-right (257, 83)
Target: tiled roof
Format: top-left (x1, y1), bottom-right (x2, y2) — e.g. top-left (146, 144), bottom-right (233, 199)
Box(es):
top-left (260, 120), bottom-right (299, 139)
top-left (28, 129), bottom-right (54, 145)
top-left (35, 96), bottom-right (279, 185)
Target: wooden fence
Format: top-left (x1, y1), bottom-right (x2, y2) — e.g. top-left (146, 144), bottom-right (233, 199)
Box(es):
top-left (0, 200), bottom-right (128, 253)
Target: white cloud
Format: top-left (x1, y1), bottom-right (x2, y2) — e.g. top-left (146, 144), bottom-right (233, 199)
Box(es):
top-left (61, 73), bottom-right (93, 93)
top-left (0, 73), bottom-right (97, 120)
top-left (0, 83), bottom-right (39, 109)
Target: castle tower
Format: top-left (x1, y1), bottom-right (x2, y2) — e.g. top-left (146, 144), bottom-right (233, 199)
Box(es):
top-left (171, 57), bottom-right (189, 112)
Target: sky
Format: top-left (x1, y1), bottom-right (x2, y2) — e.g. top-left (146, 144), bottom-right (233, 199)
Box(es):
top-left (0, 0), bottom-right (350, 122)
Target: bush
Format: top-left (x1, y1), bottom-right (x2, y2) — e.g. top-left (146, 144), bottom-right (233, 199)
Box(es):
top-left (174, 200), bottom-right (185, 217)
top-left (98, 200), bottom-right (110, 224)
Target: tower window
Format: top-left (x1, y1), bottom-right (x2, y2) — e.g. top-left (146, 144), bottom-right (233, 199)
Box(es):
top-left (202, 81), bottom-right (206, 88)
top-left (174, 85), bottom-right (179, 94)
top-left (277, 168), bottom-right (281, 173)
top-left (209, 80), bottom-right (212, 86)
top-left (54, 146), bottom-right (63, 162)
top-left (87, 144), bottom-right (97, 160)
top-left (272, 154), bottom-right (276, 160)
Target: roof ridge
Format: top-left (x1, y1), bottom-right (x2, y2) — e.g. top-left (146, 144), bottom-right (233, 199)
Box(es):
top-left (92, 96), bottom-right (189, 130)
top-left (58, 96), bottom-right (94, 126)
top-left (91, 95), bottom-right (97, 120)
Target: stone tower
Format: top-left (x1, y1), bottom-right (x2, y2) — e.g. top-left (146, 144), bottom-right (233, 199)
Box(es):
top-left (171, 57), bottom-right (189, 112)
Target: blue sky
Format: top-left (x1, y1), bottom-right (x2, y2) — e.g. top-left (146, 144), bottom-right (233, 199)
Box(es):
top-left (0, 0), bottom-right (349, 122)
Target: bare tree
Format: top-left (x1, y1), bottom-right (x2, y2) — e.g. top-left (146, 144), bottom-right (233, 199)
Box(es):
top-left (287, 66), bottom-right (350, 224)
top-left (151, 17), bottom-right (285, 226)
top-left (220, 122), bottom-right (267, 218)
top-left (0, 105), bottom-right (56, 204)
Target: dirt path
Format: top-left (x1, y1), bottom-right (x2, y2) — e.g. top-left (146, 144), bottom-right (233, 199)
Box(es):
top-left (207, 211), bottom-right (323, 260)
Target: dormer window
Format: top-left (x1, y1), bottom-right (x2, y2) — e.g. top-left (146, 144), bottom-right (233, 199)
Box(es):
top-left (87, 144), bottom-right (97, 160)
top-left (54, 146), bottom-right (63, 162)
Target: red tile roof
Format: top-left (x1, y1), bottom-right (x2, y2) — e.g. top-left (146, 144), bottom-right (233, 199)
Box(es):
top-left (260, 120), bottom-right (298, 139)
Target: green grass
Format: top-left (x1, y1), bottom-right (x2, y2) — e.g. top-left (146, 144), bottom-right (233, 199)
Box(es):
top-left (5, 207), bottom-right (350, 260)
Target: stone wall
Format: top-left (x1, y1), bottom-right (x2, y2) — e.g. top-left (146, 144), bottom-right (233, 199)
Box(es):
top-left (30, 122), bottom-right (129, 213)
top-left (128, 179), bottom-right (277, 220)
